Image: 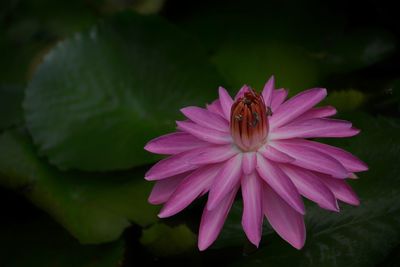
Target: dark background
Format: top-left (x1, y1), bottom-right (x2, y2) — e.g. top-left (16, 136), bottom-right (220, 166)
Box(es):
top-left (1, 0), bottom-right (400, 266)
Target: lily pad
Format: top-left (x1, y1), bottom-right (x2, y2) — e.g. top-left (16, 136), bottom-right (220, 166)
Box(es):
top-left (0, 128), bottom-right (159, 244)
top-left (24, 12), bottom-right (222, 171)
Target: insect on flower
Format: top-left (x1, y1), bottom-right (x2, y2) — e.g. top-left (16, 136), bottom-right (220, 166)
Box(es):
top-left (144, 76), bottom-right (368, 250)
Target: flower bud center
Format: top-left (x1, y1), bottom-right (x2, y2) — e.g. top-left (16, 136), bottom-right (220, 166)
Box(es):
top-left (230, 90), bottom-right (269, 151)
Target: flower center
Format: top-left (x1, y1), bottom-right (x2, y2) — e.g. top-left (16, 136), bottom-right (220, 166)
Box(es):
top-left (230, 90), bottom-right (269, 151)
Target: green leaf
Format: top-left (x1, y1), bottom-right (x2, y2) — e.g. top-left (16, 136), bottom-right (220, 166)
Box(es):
top-left (140, 223), bottom-right (196, 256)
top-left (24, 12), bottom-right (222, 171)
top-left (211, 42), bottom-right (319, 95)
top-left (0, 84), bottom-right (24, 130)
top-left (216, 114), bottom-right (400, 267)
top-left (0, 128), bottom-right (159, 244)
top-left (0, 217), bottom-right (124, 267)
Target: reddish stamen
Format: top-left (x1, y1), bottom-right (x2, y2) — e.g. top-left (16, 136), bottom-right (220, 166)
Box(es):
top-left (230, 90), bottom-right (269, 151)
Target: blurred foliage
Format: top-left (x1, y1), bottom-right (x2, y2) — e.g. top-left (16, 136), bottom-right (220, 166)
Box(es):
top-left (391, 80), bottom-right (400, 112)
top-left (0, 84), bottom-right (24, 130)
top-left (0, 0), bottom-right (97, 85)
top-left (211, 42), bottom-right (319, 95)
top-left (173, 0), bottom-right (397, 90)
top-left (140, 223), bottom-right (196, 256)
top-left (0, 217), bottom-right (124, 267)
top-left (1, 0), bottom-right (400, 266)
top-left (100, 0), bottom-right (165, 15)
top-left (317, 28), bottom-right (396, 75)
top-left (323, 89), bottom-right (366, 112)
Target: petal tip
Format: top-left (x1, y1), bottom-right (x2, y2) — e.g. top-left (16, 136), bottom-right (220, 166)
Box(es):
top-left (298, 206), bottom-right (306, 215)
top-left (247, 235), bottom-right (261, 248)
top-left (327, 105), bottom-right (337, 114)
top-left (144, 142), bottom-right (161, 154)
top-left (320, 202), bottom-right (340, 212)
top-left (144, 174), bottom-right (155, 181)
top-left (292, 240), bottom-right (305, 250)
top-left (218, 86), bottom-right (227, 93)
top-left (198, 240), bottom-right (211, 251)
top-left (289, 230), bottom-right (306, 250)
top-left (180, 106), bottom-right (190, 114)
top-left (352, 127), bottom-right (361, 135)
top-left (318, 87), bottom-right (327, 96)
top-left (266, 75), bottom-right (275, 84)
top-left (143, 143), bottom-right (152, 152)
top-left (350, 198), bottom-right (361, 206)
top-left (148, 196), bottom-right (161, 205)
top-left (356, 161), bottom-right (369, 172)
top-left (291, 197), bottom-right (306, 215)
top-left (157, 209), bottom-right (169, 218)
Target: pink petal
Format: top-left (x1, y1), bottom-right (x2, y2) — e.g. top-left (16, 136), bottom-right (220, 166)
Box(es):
top-left (148, 172), bottom-right (189, 204)
top-left (176, 121), bottom-right (232, 144)
top-left (206, 99), bottom-right (225, 118)
top-left (294, 106), bottom-right (337, 122)
top-left (145, 132), bottom-right (208, 155)
top-left (263, 183), bottom-right (306, 249)
top-left (270, 88), bottom-right (288, 111)
top-left (288, 139), bottom-right (368, 172)
top-left (270, 88), bottom-right (327, 128)
top-left (145, 149), bottom-right (201, 181)
top-left (241, 172), bottom-right (263, 246)
top-left (181, 106), bottom-right (229, 132)
top-left (262, 76), bottom-right (275, 106)
top-left (270, 119), bottom-right (358, 139)
top-left (189, 144), bottom-right (239, 165)
top-left (198, 185), bottom-right (239, 250)
top-left (242, 152), bottom-right (256, 175)
top-left (158, 164), bottom-right (221, 218)
top-left (256, 154), bottom-right (305, 214)
top-left (207, 154), bottom-right (243, 210)
top-left (318, 175), bottom-right (360, 206)
top-left (234, 84), bottom-right (250, 100)
top-left (258, 145), bottom-right (294, 163)
top-left (218, 86), bottom-right (234, 120)
top-left (270, 140), bottom-right (348, 178)
top-left (280, 165), bottom-right (339, 212)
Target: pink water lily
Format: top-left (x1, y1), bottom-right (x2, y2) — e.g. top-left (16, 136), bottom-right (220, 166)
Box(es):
top-left (144, 76), bottom-right (368, 250)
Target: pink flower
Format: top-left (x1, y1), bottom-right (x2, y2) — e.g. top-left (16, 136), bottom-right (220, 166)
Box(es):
top-left (144, 76), bottom-right (368, 251)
